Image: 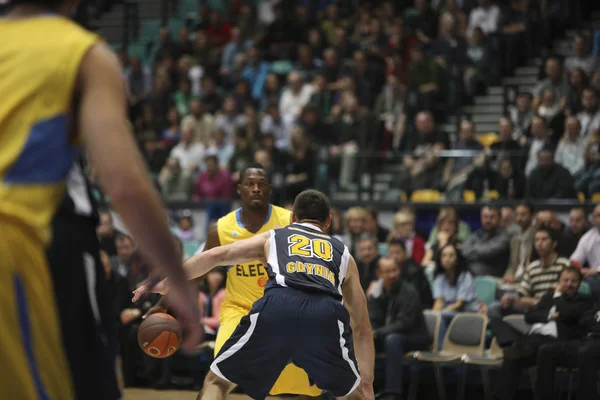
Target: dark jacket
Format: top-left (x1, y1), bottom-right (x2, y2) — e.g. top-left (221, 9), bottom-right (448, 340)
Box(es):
top-left (579, 307), bottom-right (600, 339)
top-left (526, 163), bottom-right (577, 200)
top-left (357, 256), bottom-right (380, 293)
top-left (403, 259), bottom-right (435, 308)
top-left (525, 290), bottom-right (593, 340)
top-left (368, 279), bottom-right (429, 339)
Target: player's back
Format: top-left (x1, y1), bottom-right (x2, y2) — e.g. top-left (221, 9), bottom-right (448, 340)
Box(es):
top-left (217, 204), bottom-right (292, 310)
top-left (265, 222), bottom-right (350, 300)
top-left (0, 15), bottom-right (98, 246)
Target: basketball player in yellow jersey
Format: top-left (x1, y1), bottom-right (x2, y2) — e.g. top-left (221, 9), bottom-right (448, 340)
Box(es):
top-left (202, 164), bottom-right (322, 399)
top-left (0, 1), bottom-right (202, 398)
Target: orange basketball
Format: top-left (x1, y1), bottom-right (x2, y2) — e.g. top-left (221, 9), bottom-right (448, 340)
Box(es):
top-left (137, 313), bottom-right (181, 358)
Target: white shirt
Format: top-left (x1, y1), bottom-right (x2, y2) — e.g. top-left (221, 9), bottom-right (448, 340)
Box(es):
top-left (260, 113), bottom-right (294, 149)
top-left (577, 109), bottom-right (600, 138)
top-left (169, 142), bottom-right (205, 170)
top-left (529, 292), bottom-right (561, 338)
top-left (571, 227), bottom-right (600, 270)
top-left (525, 138), bottom-right (545, 177)
top-left (467, 5), bottom-right (500, 36)
top-left (279, 84), bottom-right (314, 121)
top-left (554, 137), bottom-right (586, 176)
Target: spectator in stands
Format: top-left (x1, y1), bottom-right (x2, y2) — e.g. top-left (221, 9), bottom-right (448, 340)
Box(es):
top-left (461, 205), bottom-right (510, 277)
top-left (465, 27), bottom-right (492, 96)
top-left (124, 56), bottom-right (152, 101)
top-left (504, 203), bottom-right (535, 283)
top-left (537, 87), bottom-right (566, 142)
top-left (576, 127), bottom-right (600, 196)
top-left (489, 226), bottom-right (569, 319)
top-left (295, 44), bottom-right (321, 83)
top-left (200, 76), bottom-right (223, 114)
top-left (356, 234), bottom-right (381, 292)
top-left (368, 256), bottom-right (430, 400)
top-left (561, 207), bottom-right (591, 254)
top-left (174, 212), bottom-right (199, 242)
top-left (439, 0), bottom-right (468, 37)
top-left (431, 14), bottom-right (469, 88)
top-left (259, 133), bottom-right (284, 170)
top-left (536, 305), bottom-right (600, 400)
top-left (192, 155), bottom-right (233, 201)
top-left (364, 206), bottom-right (390, 244)
top-left (97, 210), bottom-right (121, 257)
top-left (524, 115), bottom-right (553, 176)
top-left (532, 56), bottom-right (569, 110)
top-left (220, 27), bottom-right (252, 80)
top-left (161, 107), bottom-right (181, 146)
top-left (565, 67), bottom-right (589, 115)
top-left (214, 96), bottom-right (246, 142)
top-left (154, 27), bottom-right (176, 64)
top-left (387, 211), bottom-right (426, 265)
top-left (494, 157), bottom-right (525, 199)
top-left (374, 74), bottom-right (406, 146)
top-left (206, 129), bottom-right (234, 170)
top-left (401, 111), bottom-right (450, 193)
top-left (423, 207), bottom-right (466, 265)
top-left (406, 45), bottom-right (443, 113)
top-left (509, 92), bottom-right (534, 141)
top-left (403, 0), bottom-right (438, 45)
top-left (228, 130), bottom-right (255, 181)
top-left (279, 70), bottom-right (314, 120)
top-left (500, 205), bottom-right (521, 237)
top-left (111, 234), bottom-right (136, 279)
top-left (467, 0), bottom-right (500, 36)
top-left (492, 267), bottom-right (592, 400)
top-left (432, 243), bottom-right (478, 349)
top-left (198, 268), bottom-right (226, 339)
top-left (442, 119), bottom-right (484, 199)
top-left (490, 117), bottom-right (522, 170)
top-left (163, 121), bottom-right (205, 185)
top-left (577, 86), bottom-right (600, 138)
top-left (241, 46), bottom-right (270, 101)
top-left (554, 116), bottom-right (586, 177)
top-left (182, 98), bottom-right (215, 145)
top-left (342, 207), bottom-right (369, 257)
top-left (205, 10), bottom-right (232, 48)
top-left (526, 146), bottom-right (577, 199)
top-left (259, 73), bottom-right (282, 113)
top-left (237, 3), bottom-right (265, 44)
top-left (564, 33), bottom-right (597, 75)
top-left (571, 203), bottom-right (600, 300)
top-left (499, 0), bottom-right (529, 76)
top-left (283, 127), bottom-right (314, 201)
top-left (158, 158), bottom-right (188, 199)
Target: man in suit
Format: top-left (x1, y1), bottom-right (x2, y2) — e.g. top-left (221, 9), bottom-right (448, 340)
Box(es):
top-left (492, 267), bottom-right (593, 400)
top-left (504, 203), bottom-right (535, 283)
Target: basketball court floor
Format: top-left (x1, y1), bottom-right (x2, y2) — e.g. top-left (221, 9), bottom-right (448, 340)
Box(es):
top-left (124, 388), bottom-right (277, 399)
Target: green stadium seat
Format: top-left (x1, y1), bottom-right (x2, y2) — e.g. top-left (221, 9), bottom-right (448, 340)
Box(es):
top-left (475, 276), bottom-right (498, 305)
top-left (183, 240), bottom-right (200, 257)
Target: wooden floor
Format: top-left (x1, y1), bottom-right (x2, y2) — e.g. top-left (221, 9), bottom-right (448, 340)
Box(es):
top-left (124, 388), bottom-right (277, 399)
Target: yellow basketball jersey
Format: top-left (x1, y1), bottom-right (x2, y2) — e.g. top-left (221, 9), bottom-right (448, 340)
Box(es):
top-left (217, 204), bottom-right (292, 311)
top-left (0, 16), bottom-right (98, 246)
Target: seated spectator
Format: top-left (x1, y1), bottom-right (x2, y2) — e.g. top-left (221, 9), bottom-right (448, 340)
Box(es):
top-left (228, 130), bottom-right (255, 182)
top-left (182, 98), bottom-right (216, 146)
top-left (174, 212), bottom-right (199, 243)
top-left (489, 118), bottom-right (521, 170)
top-left (575, 127), bottom-right (600, 197)
top-left (220, 26), bottom-right (252, 80)
top-left (97, 210), bottom-right (122, 257)
top-left (565, 67), bottom-right (589, 115)
top-left (385, 239), bottom-right (434, 308)
top-left (260, 103), bottom-right (293, 150)
top-left (494, 158), bottom-right (525, 199)
top-left (524, 115), bottom-right (553, 176)
top-left (423, 207), bottom-right (465, 266)
top-left (200, 76), bottom-right (223, 114)
top-left (461, 205), bottom-right (510, 277)
top-left (467, 0), bottom-right (500, 37)
top-left (356, 234), bottom-right (381, 292)
top-left (509, 92), bottom-right (534, 142)
top-left (432, 243), bottom-right (478, 349)
top-left (214, 96), bottom-right (246, 142)
top-left (564, 33), bottom-right (597, 76)
top-left (342, 207), bottom-right (369, 257)
top-left (406, 45), bottom-right (443, 113)
top-left (465, 27), bottom-right (492, 95)
top-left (241, 46), bottom-right (270, 100)
top-left (488, 227), bottom-right (569, 319)
top-left (526, 146), bottom-right (577, 200)
top-left (499, 0), bottom-right (529, 76)
top-left (259, 73), bottom-right (282, 113)
top-left (536, 305), bottom-right (600, 400)
top-left (491, 267), bottom-right (592, 400)
top-left (564, 207), bottom-right (591, 252)
top-left (279, 70), bottom-right (314, 121)
top-left (192, 155), bottom-right (233, 201)
top-left (158, 159), bottom-right (189, 199)
top-left (368, 257), bottom-right (430, 400)
top-left (500, 205), bottom-right (521, 237)
top-left (532, 56), bottom-right (569, 110)
top-left (387, 211), bottom-right (426, 265)
top-left (161, 106), bottom-right (181, 146)
top-left (442, 120), bottom-right (483, 200)
top-left (570, 204), bottom-right (600, 301)
top-left (363, 206), bottom-right (390, 244)
top-left (374, 74), bottom-right (406, 147)
top-left (554, 116), bottom-right (586, 177)
top-left (537, 87), bottom-right (566, 143)
top-left (577, 86), bottom-right (600, 138)
top-left (283, 128), bottom-right (314, 202)
top-left (504, 203), bottom-right (535, 283)
top-left (198, 269), bottom-right (227, 338)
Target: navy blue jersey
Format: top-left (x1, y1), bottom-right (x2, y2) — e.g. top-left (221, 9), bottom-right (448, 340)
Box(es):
top-left (264, 222), bottom-right (350, 300)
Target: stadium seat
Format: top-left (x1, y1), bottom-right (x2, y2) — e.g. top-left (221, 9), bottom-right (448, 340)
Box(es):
top-left (407, 313), bottom-right (488, 400)
top-left (578, 192), bottom-right (586, 203)
top-left (378, 243), bottom-right (388, 257)
top-left (183, 240), bottom-right (200, 257)
top-left (475, 276), bottom-right (498, 305)
top-left (592, 193), bottom-right (600, 202)
top-left (503, 314), bottom-right (531, 335)
top-left (463, 190), bottom-right (476, 203)
top-left (457, 337), bottom-right (503, 400)
top-left (477, 133), bottom-right (498, 148)
top-left (579, 280), bottom-right (592, 296)
top-left (410, 190), bottom-right (441, 203)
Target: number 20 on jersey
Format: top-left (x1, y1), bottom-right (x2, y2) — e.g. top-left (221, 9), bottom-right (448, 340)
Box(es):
top-left (287, 234), bottom-right (333, 262)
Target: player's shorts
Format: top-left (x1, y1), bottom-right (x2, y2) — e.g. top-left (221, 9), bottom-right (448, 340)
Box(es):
top-left (211, 287), bottom-right (361, 400)
top-left (216, 303), bottom-right (323, 397)
top-left (46, 212), bottom-right (121, 400)
top-left (0, 221), bottom-right (74, 399)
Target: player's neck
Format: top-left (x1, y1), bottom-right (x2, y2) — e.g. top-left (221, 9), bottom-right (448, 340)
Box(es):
top-left (240, 204), bottom-right (270, 232)
top-left (296, 220), bottom-right (324, 231)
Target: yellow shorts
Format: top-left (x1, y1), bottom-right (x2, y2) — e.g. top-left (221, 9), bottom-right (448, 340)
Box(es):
top-left (0, 223), bottom-right (73, 400)
top-left (215, 305), bottom-right (322, 397)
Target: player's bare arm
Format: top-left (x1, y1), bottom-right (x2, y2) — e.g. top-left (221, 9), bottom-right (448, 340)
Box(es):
top-left (342, 257), bottom-right (375, 400)
top-left (78, 42), bottom-right (201, 350)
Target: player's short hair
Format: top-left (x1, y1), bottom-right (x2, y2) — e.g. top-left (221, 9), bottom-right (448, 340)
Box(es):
top-left (239, 163), bottom-right (268, 183)
top-left (293, 190), bottom-right (331, 224)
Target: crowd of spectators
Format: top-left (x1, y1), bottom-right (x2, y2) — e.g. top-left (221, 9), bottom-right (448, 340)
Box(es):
top-left (86, 0), bottom-right (600, 398)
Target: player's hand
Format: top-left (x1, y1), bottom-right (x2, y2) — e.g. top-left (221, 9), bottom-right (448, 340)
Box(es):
top-left (163, 285), bottom-right (204, 351)
top-left (142, 302), bottom-right (169, 319)
top-left (132, 278), bottom-right (171, 302)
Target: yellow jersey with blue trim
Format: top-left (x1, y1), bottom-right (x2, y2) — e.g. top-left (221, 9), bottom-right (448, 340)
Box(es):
top-left (217, 204), bottom-right (292, 311)
top-left (0, 15), bottom-right (99, 246)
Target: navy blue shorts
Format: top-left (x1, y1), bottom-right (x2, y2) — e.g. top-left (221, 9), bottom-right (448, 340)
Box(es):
top-left (210, 287), bottom-right (361, 400)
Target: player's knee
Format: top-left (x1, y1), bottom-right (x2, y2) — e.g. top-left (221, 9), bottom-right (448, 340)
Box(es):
top-left (203, 370), bottom-right (234, 392)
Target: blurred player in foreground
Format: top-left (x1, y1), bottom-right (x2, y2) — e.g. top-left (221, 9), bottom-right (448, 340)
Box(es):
top-left (150, 163), bottom-right (323, 398)
top-left (134, 189), bottom-right (375, 400)
top-left (0, 1), bottom-right (201, 397)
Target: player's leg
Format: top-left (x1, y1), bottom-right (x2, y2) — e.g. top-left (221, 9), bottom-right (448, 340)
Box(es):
top-left (197, 370), bottom-right (236, 400)
top-left (337, 388), bottom-right (364, 400)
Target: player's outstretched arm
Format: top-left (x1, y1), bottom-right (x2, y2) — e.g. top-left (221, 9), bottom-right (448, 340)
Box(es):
top-left (342, 256), bottom-right (375, 400)
top-left (78, 43), bottom-right (201, 350)
top-left (184, 231), bottom-right (270, 280)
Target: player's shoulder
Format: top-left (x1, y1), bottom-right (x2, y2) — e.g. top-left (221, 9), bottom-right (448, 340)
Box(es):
top-left (270, 205), bottom-right (292, 227)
